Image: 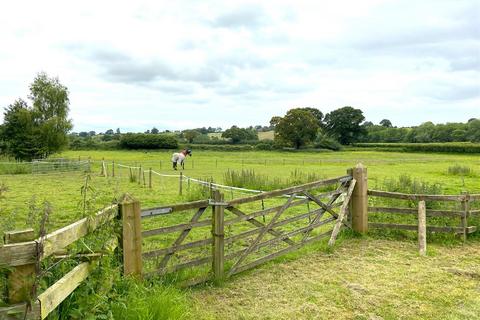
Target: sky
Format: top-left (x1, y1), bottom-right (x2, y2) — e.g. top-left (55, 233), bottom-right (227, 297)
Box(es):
top-left (0, 0), bottom-right (479, 132)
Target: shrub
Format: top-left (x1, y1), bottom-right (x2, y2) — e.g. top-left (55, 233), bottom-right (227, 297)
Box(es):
top-left (120, 133), bottom-right (178, 149)
top-left (314, 135), bottom-right (342, 151)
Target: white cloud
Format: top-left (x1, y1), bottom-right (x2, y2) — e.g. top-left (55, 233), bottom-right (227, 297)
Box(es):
top-left (0, 0), bottom-right (478, 131)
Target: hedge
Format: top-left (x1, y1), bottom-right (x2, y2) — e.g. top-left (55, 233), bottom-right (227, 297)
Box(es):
top-left (120, 133), bottom-right (178, 149)
top-left (352, 142), bottom-right (480, 153)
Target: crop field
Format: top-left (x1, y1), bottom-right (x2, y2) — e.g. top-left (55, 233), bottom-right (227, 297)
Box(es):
top-left (1, 149), bottom-right (479, 319)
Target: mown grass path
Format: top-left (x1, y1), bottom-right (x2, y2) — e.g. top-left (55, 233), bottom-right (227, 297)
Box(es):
top-left (190, 238), bottom-right (480, 320)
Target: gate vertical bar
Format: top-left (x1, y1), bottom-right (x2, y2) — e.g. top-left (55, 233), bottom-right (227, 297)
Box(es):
top-left (212, 190), bottom-right (225, 281)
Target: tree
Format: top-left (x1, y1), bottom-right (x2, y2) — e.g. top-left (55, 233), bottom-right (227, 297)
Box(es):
top-left (222, 126), bottom-right (258, 144)
top-left (105, 129), bottom-right (114, 135)
top-left (299, 107), bottom-right (323, 127)
top-left (324, 106), bottom-right (365, 145)
top-left (1, 73), bottom-right (72, 160)
top-left (183, 129), bottom-right (200, 143)
top-left (379, 119), bottom-right (392, 127)
top-left (151, 127), bottom-right (159, 134)
top-left (115, 128), bottom-right (121, 135)
top-left (272, 108), bottom-right (320, 149)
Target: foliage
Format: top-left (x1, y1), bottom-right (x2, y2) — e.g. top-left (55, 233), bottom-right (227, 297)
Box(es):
top-left (221, 126), bottom-right (258, 144)
top-left (183, 130), bottom-right (201, 143)
top-left (120, 133), bottom-right (178, 149)
top-left (1, 73), bottom-right (72, 160)
top-left (361, 120), bottom-right (480, 143)
top-left (271, 108), bottom-right (320, 149)
top-left (314, 133), bottom-right (342, 151)
top-left (110, 281), bottom-right (190, 320)
top-left (324, 106), bottom-right (365, 145)
top-left (353, 142), bottom-right (480, 153)
top-left (379, 119), bottom-right (393, 127)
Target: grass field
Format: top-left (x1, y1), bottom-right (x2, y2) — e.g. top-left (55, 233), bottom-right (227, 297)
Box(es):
top-left (0, 149), bottom-right (479, 319)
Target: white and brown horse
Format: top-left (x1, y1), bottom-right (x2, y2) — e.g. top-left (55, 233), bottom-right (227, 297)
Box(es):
top-left (172, 149), bottom-right (192, 170)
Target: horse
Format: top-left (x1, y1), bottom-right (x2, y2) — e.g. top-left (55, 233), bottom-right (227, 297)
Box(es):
top-left (172, 149), bottom-right (192, 170)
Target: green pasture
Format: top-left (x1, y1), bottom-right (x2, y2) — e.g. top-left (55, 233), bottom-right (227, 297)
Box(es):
top-left (0, 149), bottom-right (479, 234)
top-left (0, 149), bottom-right (479, 319)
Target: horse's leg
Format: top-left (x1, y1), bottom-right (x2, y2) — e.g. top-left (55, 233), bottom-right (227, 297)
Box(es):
top-left (181, 160), bottom-right (185, 170)
top-left (173, 161), bottom-right (177, 170)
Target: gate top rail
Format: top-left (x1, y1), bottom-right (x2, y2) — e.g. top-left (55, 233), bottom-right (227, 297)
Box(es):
top-left (141, 200), bottom-right (209, 218)
top-left (368, 190), bottom-right (480, 202)
top-left (227, 175), bottom-right (352, 206)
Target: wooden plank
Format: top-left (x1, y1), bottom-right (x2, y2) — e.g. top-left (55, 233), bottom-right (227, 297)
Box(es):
top-left (228, 175), bottom-right (352, 206)
top-left (0, 205), bottom-right (117, 267)
top-left (418, 201), bottom-right (427, 256)
top-left (328, 179), bottom-right (356, 246)
top-left (120, 200), bottom-right (142, 277)
top-left (212, 190), bottom-right (225, 280)
top-left (141, 200), bottom-right (209, 218)
top-left (369, 223), bottom-right (468, 233)
top-left (145, 255), bottom-right (211, 277)
top-left (157, 207), bottom-right (207, 270)
top-left (228, 194), bottom-right (296, 276)
top-left (142, 238), bottom-right (213, 259)
top-left (368, 190), bottom-right (465, 202)
top-left (368, 206), bottom-right (463, 217)
top-left (230, 230), bottom-right (332, 275)
top-left (37, 262), bottom-right (96, 319)
top-left (142, 219), bottom-right (212, 237)
top-left (227, 207), bottom-right (296, 246)
top-left (4, 229), bottom-right (35, 244)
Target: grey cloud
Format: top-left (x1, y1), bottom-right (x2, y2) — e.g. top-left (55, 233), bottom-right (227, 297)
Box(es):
top-left (212, 5), bottom-right (266, 29)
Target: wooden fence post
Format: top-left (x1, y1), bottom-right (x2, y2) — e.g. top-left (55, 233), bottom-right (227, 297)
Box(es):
top-left (138, 166), bottom-right (142, 185)
top-left (461, 192), bottom-right (470, 242)
top-left (112, 160), bottom-right (115, 177)
top-left (179, 172), bottom-right (183, 195)
top-left (149, 168), bottom-right (152, 189)
top-left (350, 163), bottom-right (368, 233)
top-left (418, 200), bottom-right (427, 256)
top-left (118, 197), bottom-right (143, 277)
top-left (4, 229), bottom-right (36, 304)
top-left (212, 190), bottom-right (225, 281)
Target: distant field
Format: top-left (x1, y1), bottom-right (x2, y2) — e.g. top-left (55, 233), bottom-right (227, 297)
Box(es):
top-left (207, 130), bottom-right (274, 140)
top-left (258, 130), bottom-right (274, 140)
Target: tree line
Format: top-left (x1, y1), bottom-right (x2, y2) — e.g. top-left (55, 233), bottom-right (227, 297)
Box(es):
top-left (1, 74), bottom-right (478, 160)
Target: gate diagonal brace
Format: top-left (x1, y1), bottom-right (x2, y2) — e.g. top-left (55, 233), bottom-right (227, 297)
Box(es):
top-left (157, 207), bottom-right (207, 270)
top-left (228, 194), bottom-right (296, 276)
top-left (227, 206), bottom-right (296, 246)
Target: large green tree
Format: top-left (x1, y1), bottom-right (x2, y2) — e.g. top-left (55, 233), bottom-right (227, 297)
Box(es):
top-left (1, 73), bottom-right (72, 160)
top-left (272, 108), bottom-right (320, 149)
top-left (324, 106), bottom-right (365, 145)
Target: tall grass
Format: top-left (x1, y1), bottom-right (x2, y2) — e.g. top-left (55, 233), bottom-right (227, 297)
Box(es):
top-left (223, 169), bottom-right (326, 191)
top-left (447, 164), bottom-right (473, 176)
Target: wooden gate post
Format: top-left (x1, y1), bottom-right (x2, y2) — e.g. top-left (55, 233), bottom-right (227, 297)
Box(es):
top-left (118, 196), bottom-right (143, 277)
top-left (212, 190), bottom-right (225, 281)
top-left (350, 163), bottom-right (368, 233)
top-left (4, 229), bottom-right (36, 304)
